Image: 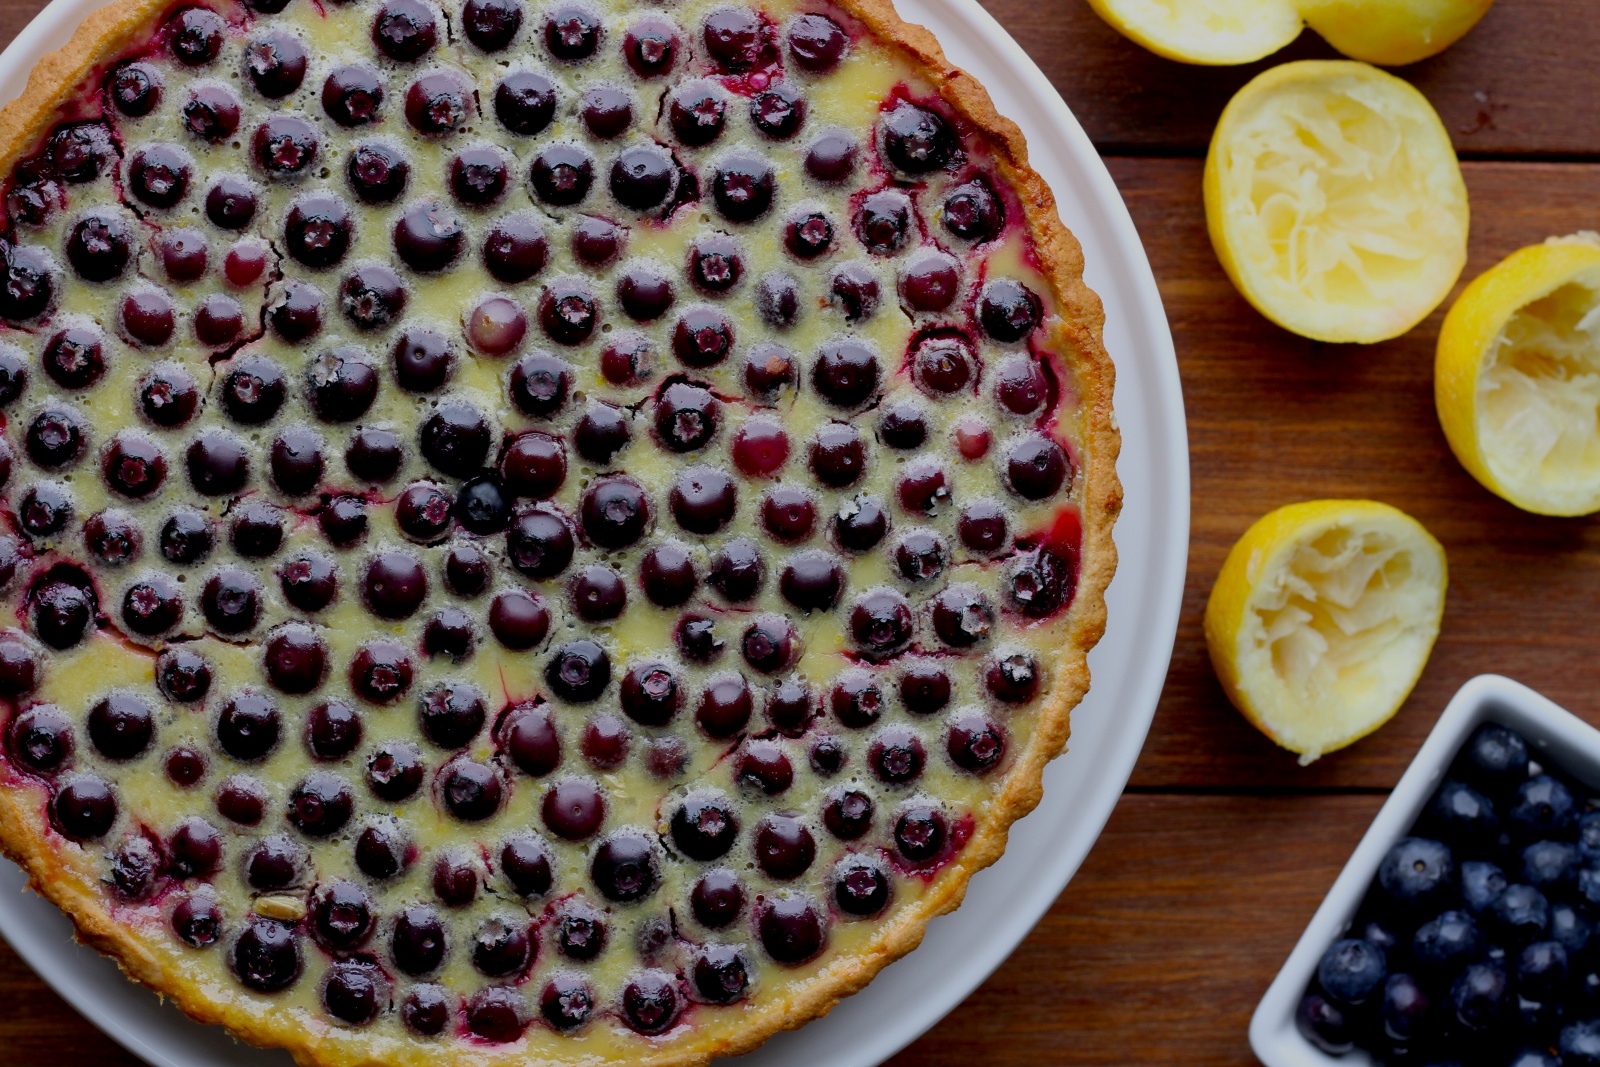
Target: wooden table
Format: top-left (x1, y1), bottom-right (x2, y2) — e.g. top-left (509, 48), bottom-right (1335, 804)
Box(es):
top-left (1, 0), bottom-right (1595, 1062)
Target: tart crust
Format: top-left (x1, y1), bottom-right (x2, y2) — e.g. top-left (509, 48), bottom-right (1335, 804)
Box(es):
top-left (0, 0), bottom-right (1122, 1063)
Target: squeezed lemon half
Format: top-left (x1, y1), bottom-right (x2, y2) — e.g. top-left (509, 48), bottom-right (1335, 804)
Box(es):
top-left (1299, 0), bottom-right (1496, 66)
top-left (1087, 0), bottom-right (1494, 67)
top-left (1204, 61), bottom-right (1469, 344)
top-left (1437, 234), bottom-right (1600, 516)
top-left (1205, 500), bottom-right (1448, 764)
top-left (1083, 0), bottom-right (1302, 65)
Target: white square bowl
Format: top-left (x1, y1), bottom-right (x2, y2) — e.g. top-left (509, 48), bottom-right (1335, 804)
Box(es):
top-left (1251, 674), bottom-right (1600, 1067)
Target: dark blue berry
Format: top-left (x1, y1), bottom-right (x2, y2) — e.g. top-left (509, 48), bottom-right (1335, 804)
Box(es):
top-left (1449, 960), bottom-right (1508, 1031)
top-left (1580, 810), bottom-right (1600, 864)
top-left (1316, 938), bottom-right (1386, 1005)
top-left (1454, 723), bottom-right (1530, 800)
top-left (1564, 1019), bottom-right (1600, 1067)
top-left (1412, 910), bottom-right (1482, 979)
top-left (1551, 900), bottom-right (1593, 960)
top-left (1521, 839), bottom-right (1579, 893)
top-left (1377, 837), bottom-right (1456, 917)
top-left (1510, 1050), bottom-right (1561, 1067)
top-left (1461, 860), bottom-right (1508, 915)
top-left (1577, 863), bottom-right (1600, 909)
top-left (1487, 883), bottom-right (1549, 947)
top-left (1423, 779), bottom-right (1499, 852)
top-left (1357, 917), bottom-right (1404, 958)
top-left (1515, 939), bottom-right (1568, 1002)
top-left (1378, 972), bottom-right (1430, 1044)
top-left (1509, 774), bottom-right (1577, 842)
top-left (1294, 991), bottom-right (1354, 1055)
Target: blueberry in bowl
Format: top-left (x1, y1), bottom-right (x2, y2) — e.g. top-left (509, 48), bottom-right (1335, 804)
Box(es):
top-left (1254, 677), bottom-right (1600, 1067)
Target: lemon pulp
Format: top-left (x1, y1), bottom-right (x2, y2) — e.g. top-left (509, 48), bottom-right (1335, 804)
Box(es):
top-left (1206, 501), bottom-right (1447, 763)
top-left (1205, 61), bottom-right (1469, 343)
top-left (1480, 277), bottom-right (1600, 503)
top-left (1436, 236), bottom-right (1600, 516)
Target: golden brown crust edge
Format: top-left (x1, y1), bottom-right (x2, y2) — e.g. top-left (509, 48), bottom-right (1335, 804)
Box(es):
top-left (0, 0), bottom-right (176, 180)
top-left (0, 0), bottom-right (1124, 1064)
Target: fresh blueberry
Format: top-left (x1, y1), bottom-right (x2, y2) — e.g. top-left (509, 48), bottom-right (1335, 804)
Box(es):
top-left (1454, 723), bottom-right (1530, 800)
top-left (1449, 960), bottom-right (1508, 1031)
top-left (1316, 938), bottom-right (1387, 1006)
top-left (1378, 972), bottom-right (1430, 1044)
top-left (1578, 970), bottom-right (1600, 1016)
top-left (1412, 911), bottom-right (1483, 979)
top-left (1508, 774), bottom-right (1578, 842)
top-left (1357, 917), bottom-right (1404, 958)
top-left (1461, 860), bottom-right (1509, 915)
top-left (1423, 779), bottom-right (1499, 852)
top-left (1487, 884), bottom-right (1549, 947)
top-left (1551, 900), bottom-right (1593, 959)
top-left (1515, 939), bottom-right (1568, 1002)
top-left (1509, 1050), bottom-right (1561, 1067)
top-left (1563, 1019), bottom-right (1600, 1067)
top-left (1580, 810), bottom-right (1600, 863)
top-left (1521, 839), bottom-right (1579, 893)
top-left (1377, 837), bottom-right (1456, 917)
top-left (1294, 992), bottom-right (1354, 1055)
top-left (1516, 988), bottom-right (1563, 1033)
top-left (1578, 863), bottom-right (1600, 909)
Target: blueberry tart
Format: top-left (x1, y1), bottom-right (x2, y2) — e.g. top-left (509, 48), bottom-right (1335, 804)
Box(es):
top-left (0, 0), bottom-right (1117, 1060)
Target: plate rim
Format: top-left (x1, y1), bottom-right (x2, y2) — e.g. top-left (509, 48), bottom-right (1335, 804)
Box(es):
top-left (0, 0), bottom-right (1188, 1062)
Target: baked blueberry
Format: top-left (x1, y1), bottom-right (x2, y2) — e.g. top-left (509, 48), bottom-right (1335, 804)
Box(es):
top-left (494, 71), bottom-right (558, 135)
top-left (245, 32), bottom-right (307, 98)
top-left (508, 351), bottom-right (573, 416)
top-left (323, 65), bottom-right (384, 127)
top-left (405, 70), bottom-right (474, 135)
top-left (545, 5), bottom-right (601, 59)
top-left (338, 268), bottom-right (405, 333)
top-left (669, 82), bottom-right (727, 146)
top-left (812, 340), bottom-right (880, 407)
top-left (464, 0), bottom-right (523, 49)
top-left (450, 146), bottom-right (511, 207)
top-left (374, 0), bottom-right (438, 61)
top-left (531, 144), bottom-right (594, 206)
top-left (348, 142), bottom-right (409, 204)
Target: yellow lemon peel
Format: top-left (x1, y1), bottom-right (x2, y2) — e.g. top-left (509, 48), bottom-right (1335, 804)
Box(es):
top-left (1204, 60), bottom-right (1468, 344)
top-left (1437, 233), bottom-right (1600, 516)
top-left (1205, 500), bottom-right (1447, 764)
top-left (1086, 0), bottom-right (1494, 67)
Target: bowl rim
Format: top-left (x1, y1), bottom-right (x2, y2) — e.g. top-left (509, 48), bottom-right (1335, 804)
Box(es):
top-left (1250, 674), bottom-right (1600, 1067)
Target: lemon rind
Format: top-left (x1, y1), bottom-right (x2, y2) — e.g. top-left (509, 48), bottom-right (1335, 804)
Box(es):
top-left (1204, 60), bottom-right (1469, 345)
top-left (1298, 0), bottom-right (1495, 66)
top-left (1088, 0), bottom-right (1495, 68)
top-left (1436, 236), bottom-right (1600, 516)
top-left (1084, 0), bottom-right (1303, 65)
top-left (1204, 500), bottom-right (1448, 763)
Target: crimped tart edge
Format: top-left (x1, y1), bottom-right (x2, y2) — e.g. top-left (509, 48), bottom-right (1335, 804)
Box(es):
top-left (0, 0), bottom-right (1123, 1062)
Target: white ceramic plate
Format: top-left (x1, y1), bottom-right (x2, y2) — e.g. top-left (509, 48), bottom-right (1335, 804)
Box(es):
top-left (0, 0), bottom-right (1187, 1062)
